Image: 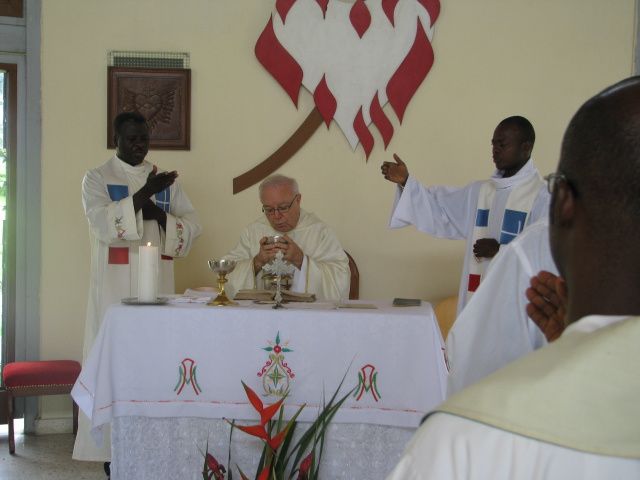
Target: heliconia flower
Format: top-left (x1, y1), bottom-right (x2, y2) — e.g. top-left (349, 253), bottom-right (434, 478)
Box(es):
top-left (297, 452), bottom-right (314, 480)
top-left (204, 452), bottom-right (226, 480)
top-left (266, 425), bottom-right (290, 451)
top-left (242, 381), bottom-right (286, 425)
top-left (233, 422), bottom-right (269, 440)
top-left (257, 465), bottom-right (270, 480)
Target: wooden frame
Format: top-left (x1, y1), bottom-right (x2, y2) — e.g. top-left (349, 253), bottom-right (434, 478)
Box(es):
top-left (107, 66), bottom-right (191, 150)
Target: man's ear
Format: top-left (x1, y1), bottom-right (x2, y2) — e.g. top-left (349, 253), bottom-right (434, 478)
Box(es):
top-left (522, 141), bottom-right (534, 158)
top-left (552, 181), bottom-right (576, 226)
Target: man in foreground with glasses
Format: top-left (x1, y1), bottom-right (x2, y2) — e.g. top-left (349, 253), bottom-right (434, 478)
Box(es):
top-left (386, 77), bottom-right (640, 479)
top-left (224, 174), bottom-right (350, 301)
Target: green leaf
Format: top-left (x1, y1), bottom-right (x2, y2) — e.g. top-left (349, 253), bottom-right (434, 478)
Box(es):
top-left (263, 347), bottom-right (273, 352)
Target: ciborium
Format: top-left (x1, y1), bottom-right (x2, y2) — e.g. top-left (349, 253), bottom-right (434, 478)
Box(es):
top-left (207, 259), bottom-right (238, 306)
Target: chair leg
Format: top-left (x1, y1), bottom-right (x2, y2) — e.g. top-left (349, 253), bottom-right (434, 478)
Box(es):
top-left (7, 393), bottom-right (15, 455)
top-left (72, 401), bottom-right (78, 435)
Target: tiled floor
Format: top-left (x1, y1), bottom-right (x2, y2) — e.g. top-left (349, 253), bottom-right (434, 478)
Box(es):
top-left (0, 422), bottom-right (105, 480)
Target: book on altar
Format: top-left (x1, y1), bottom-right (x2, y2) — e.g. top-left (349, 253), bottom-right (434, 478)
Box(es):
top-left (233, 289), bottom-right (316, 302)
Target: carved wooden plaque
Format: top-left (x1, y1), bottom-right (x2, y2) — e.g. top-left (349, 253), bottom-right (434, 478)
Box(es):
top-left (0, 0), bottom-right (23, 17)
top-left (107, 67), bottom-right (191, 150)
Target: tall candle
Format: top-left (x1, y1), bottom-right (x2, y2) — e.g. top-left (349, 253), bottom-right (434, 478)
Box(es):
top-left (138, 242), bottom-right (159, 302)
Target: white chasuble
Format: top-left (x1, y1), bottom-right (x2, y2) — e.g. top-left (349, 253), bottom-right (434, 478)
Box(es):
top-left (387, 316), bottom-right (640, 480)
top-left (74, 156), bottom-right (201, 461)
top-left (389, 159), bottom-right (549, 316)
top-left (223, 210), bottom-right (349, 302)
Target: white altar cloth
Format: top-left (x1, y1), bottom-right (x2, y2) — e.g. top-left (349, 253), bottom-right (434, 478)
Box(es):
top-left (73, 300), bottom-right (447, 479)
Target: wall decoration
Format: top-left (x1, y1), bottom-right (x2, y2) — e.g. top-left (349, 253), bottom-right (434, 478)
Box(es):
top-left (107, 66), bottom-right (191, 150)
top-left (233, 0), bottom-right (440, 193)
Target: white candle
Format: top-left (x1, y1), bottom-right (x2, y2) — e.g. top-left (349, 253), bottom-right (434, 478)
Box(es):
top-left (138, 242), bottom-right (159, 302)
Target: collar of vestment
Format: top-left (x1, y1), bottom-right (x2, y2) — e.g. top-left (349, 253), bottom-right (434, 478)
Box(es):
top-left (434, 315), bottom-right (640, 459)
top-left (489, 158), bottom-right (540, 190)
top-left (113, 155), bottom-right (153, 178)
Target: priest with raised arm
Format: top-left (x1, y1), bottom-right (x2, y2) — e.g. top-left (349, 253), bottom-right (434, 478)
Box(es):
top-left (224, 175), bottom-right (349, 302)
top-left (386, 77), bottom-right (640, 480)
top-left (381, 116), bottom-right (549, 315)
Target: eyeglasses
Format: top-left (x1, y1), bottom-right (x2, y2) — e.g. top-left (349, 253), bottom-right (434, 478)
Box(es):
top-left (262, 194), bottom-right (299, 216)
top-left (544, 173), bottom-right (567, 194)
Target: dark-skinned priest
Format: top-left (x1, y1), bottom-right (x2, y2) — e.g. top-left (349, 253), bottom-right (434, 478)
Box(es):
top-left (381, 116), bottom-right (549, 316)
top-left (73, 112), bottom-right (201, 468)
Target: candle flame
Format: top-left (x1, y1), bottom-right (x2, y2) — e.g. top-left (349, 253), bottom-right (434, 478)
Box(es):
top-left (147, 242), bottom-right (152, 247)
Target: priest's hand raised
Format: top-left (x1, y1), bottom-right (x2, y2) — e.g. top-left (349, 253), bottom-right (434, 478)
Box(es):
top-left (381, 154), bottom-right (409, 186)
top-left (133, 166), bottom-right (178, 213)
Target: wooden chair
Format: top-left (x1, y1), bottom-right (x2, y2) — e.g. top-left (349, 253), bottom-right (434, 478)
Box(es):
top-left (434, 295), bottom-right (458, 341)
top-left (2, 360), bottom-right (81, 454)
top-left (345, 251), bottom-right (359, 300)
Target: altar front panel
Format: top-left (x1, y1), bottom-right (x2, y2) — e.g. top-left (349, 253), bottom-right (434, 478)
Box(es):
top-left (73, 300), bottom-right (447, 432)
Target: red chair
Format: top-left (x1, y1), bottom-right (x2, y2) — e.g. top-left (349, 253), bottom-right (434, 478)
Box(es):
top-left (3, 360), bottom-right (81, 454)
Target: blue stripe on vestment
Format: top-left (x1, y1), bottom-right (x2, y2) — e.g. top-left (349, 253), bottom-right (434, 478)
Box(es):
top-left (107, 184), bottom-right (129, 201)
top-left (499, 209), bottom-right (527, 244)
top-left (475, 209), bottom-right (489, 227)
top-left (155, 188), bottom-right (171, 213)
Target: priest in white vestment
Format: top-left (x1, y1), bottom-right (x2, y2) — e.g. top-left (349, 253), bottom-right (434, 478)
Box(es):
top-left (74, 112), bottom-right (201, 463)
top-left (224, 175), bottom-right (349, 302)
top-left (386, 77), bottom-right (640, 480)
top-left (381, 116), bottom-right (549, 315)
top-left (446, 218), bottom-right (558, 396)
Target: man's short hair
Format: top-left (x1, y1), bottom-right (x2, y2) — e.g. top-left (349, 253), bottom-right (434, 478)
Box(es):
top-left (560, 76), bottom-right (640, 236)
top-left (499, 116), bottom-right (536, 144)
top-left (113, 111), bottom-right (148, 137)
top-left (259, 174), bottom-right (299, 197)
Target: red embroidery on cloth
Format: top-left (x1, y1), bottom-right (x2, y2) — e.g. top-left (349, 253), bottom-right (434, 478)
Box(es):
top-left (354, 364), bottom-right (381, 402)
top-left (258, 331), bottom-right (294, 398)
top-left (174, 358), bottom-right (202, 395)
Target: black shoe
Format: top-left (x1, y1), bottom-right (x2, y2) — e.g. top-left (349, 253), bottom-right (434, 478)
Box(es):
top-left (104, 461), bottom-right (111, 478)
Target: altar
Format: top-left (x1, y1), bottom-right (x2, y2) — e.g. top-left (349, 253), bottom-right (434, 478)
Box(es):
top-left (72, 299), bottom-right (447, 479)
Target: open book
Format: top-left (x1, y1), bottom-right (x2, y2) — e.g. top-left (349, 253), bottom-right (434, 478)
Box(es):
top-left (233, 289), bottom-right (316, 303)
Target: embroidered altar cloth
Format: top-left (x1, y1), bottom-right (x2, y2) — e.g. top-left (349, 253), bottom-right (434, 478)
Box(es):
top-left (72, 300), bottom-right (447, 440)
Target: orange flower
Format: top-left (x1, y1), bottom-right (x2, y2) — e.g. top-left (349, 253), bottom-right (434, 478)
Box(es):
top-left (242, 381), bottom-right (286, 425)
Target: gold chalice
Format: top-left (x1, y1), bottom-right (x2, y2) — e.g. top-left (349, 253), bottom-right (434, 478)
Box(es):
top-left (207, 259), bottom-right (238, 306)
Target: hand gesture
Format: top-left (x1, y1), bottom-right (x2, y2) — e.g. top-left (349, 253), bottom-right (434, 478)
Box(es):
top-left (145, 165), bottom-right (178, 195)
top-left (381, 154), bottom-right (409, 186)
top-left (473, 238), bottom-right (500, 259)
top-left (277, 235), bottom-right (304, 269)
top-left (253, 236), bottom-right (279, 273)
top-left (141, 201), bottom-right (168, 230)
top-left (525, 270), bottom-right (567, 342)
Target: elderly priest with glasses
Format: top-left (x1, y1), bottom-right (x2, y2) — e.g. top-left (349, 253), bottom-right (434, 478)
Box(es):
top-left (223, 174), bottom-right (350, 301)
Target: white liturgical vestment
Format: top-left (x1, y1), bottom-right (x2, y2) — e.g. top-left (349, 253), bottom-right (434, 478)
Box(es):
top-left (387, 315), bottom-right (640, 480)
top-left (224, 209), bottom-right (349, 302)
top-left (74, 156), bottom-right (201, 461)
top-left (446, 219), bottom-right (557, 396)
top-left (389, 159), bottom-right (549, 315)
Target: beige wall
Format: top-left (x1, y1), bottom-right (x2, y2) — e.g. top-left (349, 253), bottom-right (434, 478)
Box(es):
top-left (38, 1), bottom-right (634, 417)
